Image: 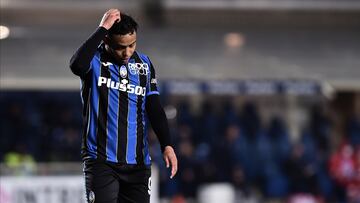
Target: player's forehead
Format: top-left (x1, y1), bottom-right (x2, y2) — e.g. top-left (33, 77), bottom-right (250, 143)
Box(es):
top-left (110, 32), bottom-right (137, 46)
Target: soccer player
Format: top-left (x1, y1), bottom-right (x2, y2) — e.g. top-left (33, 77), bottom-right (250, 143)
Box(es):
top-left (69, 9), bottom-right (178, 203)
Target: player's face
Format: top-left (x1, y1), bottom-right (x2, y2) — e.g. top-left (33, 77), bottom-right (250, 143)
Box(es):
top-left (105, 32), bottom-right (137, 64)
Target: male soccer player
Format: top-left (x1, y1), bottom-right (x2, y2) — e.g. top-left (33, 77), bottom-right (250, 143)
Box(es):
top-left (69, 9), bottom-right (178, 203)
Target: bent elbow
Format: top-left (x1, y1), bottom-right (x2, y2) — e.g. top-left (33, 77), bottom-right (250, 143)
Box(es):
top-left (69, 57), bottom-right (87, 77)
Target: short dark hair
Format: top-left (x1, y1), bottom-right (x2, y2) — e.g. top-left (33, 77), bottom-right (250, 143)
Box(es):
top-left (108, 13), bottom-right (138, 36)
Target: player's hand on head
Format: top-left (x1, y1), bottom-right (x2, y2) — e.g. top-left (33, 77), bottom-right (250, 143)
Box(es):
top-left (163, 146), bottom-right (178, 179)
top-left (99, 8), bottom-right (121, 30)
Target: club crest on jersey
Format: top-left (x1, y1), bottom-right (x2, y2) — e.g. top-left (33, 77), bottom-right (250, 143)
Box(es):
top-left (128, 63), bottom-right (149, 75)
top-left (120, 65), bottom-right (127, 78)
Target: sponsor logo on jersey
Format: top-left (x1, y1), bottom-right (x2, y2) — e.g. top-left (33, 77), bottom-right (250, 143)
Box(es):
top-left (128, 63), bottom-right (149, 75)
top-left (120, 65), bottom-right (127, 78)
top-left (98, 76), bottom-right (146, 96)
top-left (101, 62), bottom-right (113, 67)
top-left (121, 79), bottom-right (128, 84)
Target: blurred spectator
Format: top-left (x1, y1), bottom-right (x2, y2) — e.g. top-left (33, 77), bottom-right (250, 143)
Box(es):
top-left (267, 116), bottom-right (291, 164)
top-left (239, 102), bottom-right (261, 141)
top-left (170, 195), bottom-right (187, 203)
top-left (309, 105), bottom-right (332, 155)
top-left (220, 101), bottom-right (240, 132)
top-left (3, 142), bottom-right (37, 175)
top-left (0, 92), bottom-right (82, 163)
top-left (283, 143), bottom-right (319, 195)
top-left (213, 123), bottom-right (244, 182)
top-left (347, 114), bottom-right (360, 146)
top-left (329, 142), bottom-right (357, 202)
top-left (177, 139), bottom-right (198, 198)
top-left (329, 143), bottom-right (356, 188)
top-left (346, 146), bottom-right (360, 202)
top-left (50, 127), bottom-right (81, 161)
top-left (231, 165), bottom-right (259, 203)
top-left (287, 193), bottom-right (324, 203)
top-left (258, 117), bottom-right (290, 197)
top-left (177, 102), bottom-right (194, 128)
top-left (2, 91), bottom-right (359, 202)
top-left (0, 102), bottom-right (39, 160)
top-left (198, 101), bottom-right (221, 145)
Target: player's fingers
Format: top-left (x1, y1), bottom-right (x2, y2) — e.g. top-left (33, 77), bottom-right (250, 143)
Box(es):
top-left (100, 9), bottom-right (120, 29)
top-left (105, 9), bottom-right (116, 16)
top-left (106, 9), bottom-right (119, 17)
top-left (164, 156), bottom-right (170, 168)
top-left (114, 10), bottom-right (120, 15)
top-left (111, 11), bottom-right (120, 19)
top-left (108, 11), bottom-right (119, 18)
top-left (115, 12), bottom-right (121, 22)
top-left (170, 156), bottom-right (178, 179)
top-left (109, 10), bottom-right (120, 16)
top-left (107, 8), bottom-right (119, 13)
top-left (105, 11), bottom-right (120, 23)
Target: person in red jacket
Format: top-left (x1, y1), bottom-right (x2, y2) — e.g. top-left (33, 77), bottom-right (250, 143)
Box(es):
top-left (329, 142), bottom-right (357, 202)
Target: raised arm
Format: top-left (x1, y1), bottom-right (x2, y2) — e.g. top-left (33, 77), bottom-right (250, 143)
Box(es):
top-left (69, 9), bottom-right (120, 77)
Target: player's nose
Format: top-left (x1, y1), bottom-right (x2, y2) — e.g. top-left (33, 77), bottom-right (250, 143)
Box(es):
top-left (125, 48), bottom-right (132, 57)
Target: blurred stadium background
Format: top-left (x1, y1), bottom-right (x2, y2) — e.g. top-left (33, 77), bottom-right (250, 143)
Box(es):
top-left (1, 0), bottom-right (360, 202)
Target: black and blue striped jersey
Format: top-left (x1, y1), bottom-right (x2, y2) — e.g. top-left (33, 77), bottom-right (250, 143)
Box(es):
top-left (81, 47), bottom-right (158, 165)
top-left (70, 27), bottom-right (171, 166)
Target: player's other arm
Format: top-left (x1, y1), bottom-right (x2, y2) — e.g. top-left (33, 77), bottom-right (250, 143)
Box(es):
top-left (69, 9), bottom-right (120, 77)
top-left (146, 95), bottom-right (178, 178)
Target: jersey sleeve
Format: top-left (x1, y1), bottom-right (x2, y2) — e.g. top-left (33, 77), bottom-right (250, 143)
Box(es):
top-left (145, 94), bottom-right (172, 152)
top-left (69, 27), bottom-right (107, 78)
top-left (146, 58), bottom-right (160, 96)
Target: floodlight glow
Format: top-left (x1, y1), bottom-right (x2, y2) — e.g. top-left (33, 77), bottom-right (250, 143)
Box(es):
top-left (0, 25), bottom-right (10, 40)
top-left (224, 32), bottom-right (245, 48)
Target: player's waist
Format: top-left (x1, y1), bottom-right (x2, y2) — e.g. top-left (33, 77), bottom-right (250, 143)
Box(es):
top-left (83, 157), bottom-right (151, 170)
top-left (81, 152), bottom-right (151, 167)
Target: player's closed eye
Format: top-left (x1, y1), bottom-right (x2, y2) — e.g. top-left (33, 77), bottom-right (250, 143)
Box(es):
top-left (112, 43), bottom-right (135, 51)
top-left (112, 44), bottom-right (126, 50)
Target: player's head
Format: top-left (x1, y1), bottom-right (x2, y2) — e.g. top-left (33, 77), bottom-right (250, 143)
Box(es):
top-left (104, 13), bottom-right (138, 63)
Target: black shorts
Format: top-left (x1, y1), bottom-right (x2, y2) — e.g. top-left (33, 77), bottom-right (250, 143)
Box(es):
top-left (83, 159), bottom-right (151, 203)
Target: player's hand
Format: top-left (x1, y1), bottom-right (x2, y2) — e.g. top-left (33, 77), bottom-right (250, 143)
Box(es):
top-left (99, 9), bottom-right (121, 30)
top-left (163, 146), bottom-right (178, 179)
